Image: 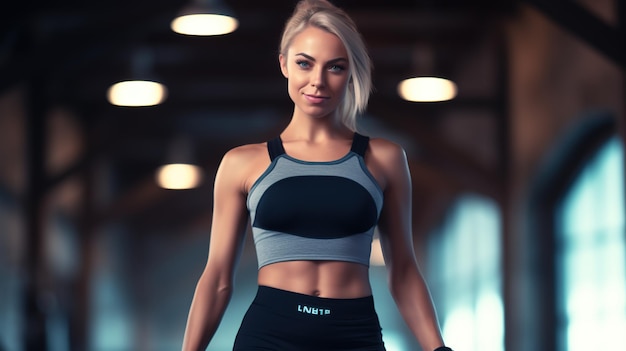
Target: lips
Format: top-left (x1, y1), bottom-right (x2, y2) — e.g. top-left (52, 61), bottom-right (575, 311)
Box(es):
top-left (303, 94), bottom-right (329, 104)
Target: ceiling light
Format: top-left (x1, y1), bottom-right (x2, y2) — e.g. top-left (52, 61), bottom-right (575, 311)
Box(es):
top-left (107, 48), bottom-right (168, 107)
top-left (107, 80), bottom-right (167, 107)
top-left (171, 0), bottom-right (239, 36)
top-left (397, 76), bottom-right (458, 102)
top-left (156, 163), bottom-right (203, 190)
top-left (156, 136), bottom-right (204, 190)
top-left (398, 44), bottom-right (458, 102)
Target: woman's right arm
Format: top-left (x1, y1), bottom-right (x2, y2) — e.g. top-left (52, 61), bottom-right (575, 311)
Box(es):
top-left (181, 148), bottom-right (252, 351)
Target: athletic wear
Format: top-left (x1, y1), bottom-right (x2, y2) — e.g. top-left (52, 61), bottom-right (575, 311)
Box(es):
top-left (233, 286), bottom-right (386, 351)
top-left (247, 133), bottom-right (383, 268)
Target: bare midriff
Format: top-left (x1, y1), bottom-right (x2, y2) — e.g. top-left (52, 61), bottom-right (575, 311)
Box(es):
top-left (257, 260), bottom-right (372, 299)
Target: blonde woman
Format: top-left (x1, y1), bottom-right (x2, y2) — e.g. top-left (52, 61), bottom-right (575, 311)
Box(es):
top-left (182, 1), bottom-right (452, 350)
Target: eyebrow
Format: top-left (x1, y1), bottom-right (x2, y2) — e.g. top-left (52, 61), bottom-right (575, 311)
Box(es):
top-left (295, 52), bottom-right (348, 64)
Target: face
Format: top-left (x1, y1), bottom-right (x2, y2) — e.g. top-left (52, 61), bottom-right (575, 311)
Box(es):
top-left (280, 26), bottom-right (350, 120)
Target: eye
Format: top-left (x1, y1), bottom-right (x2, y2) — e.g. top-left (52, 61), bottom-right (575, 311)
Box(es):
top-left (328, 64), bottom-right (346, 73)
top-left (296, 60), bottom-right (311, 69)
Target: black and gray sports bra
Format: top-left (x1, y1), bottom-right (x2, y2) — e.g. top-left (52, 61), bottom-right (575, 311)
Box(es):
top-left (246, 133), bottom-right (383, 269)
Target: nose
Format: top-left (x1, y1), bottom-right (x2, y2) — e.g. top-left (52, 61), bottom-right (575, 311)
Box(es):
top-left (310, 67), bottom-right (325, 88)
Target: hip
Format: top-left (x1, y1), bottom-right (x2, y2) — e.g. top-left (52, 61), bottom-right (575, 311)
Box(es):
top-left (233, 285), bottom-right (386, 351)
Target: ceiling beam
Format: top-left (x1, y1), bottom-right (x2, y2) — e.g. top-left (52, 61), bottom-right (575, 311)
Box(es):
top-left (523, 0), bottom-right (625, 68)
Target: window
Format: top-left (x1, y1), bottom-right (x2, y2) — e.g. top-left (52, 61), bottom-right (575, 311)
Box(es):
top-left (429, 194), bottom-right (504, 351)
top-left (555, 136), bottom-right (626, 351)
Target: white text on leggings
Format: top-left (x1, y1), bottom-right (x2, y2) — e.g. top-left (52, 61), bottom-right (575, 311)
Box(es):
top-left (297, 305), bottom-right (331, 315)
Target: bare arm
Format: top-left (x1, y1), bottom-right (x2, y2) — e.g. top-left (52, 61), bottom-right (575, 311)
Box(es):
top-left (371, 140), bottom-right (446, 351)
top-left (181, 148), bottom-right (251, 351)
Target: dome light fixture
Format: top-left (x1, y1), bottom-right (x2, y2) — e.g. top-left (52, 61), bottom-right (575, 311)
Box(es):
top-left (398, 44), bottom-right (458, 103)
top-left (156, 163), bottom-right (203, 190)
top-left (171, 0), bottom-right (239, 36)
top-left (397, 76), bottom-right (458, 102)
top-left (156, 136), bottom-right (204, 190)
top-left (107, 48), bottom-right (168, 107)
top-left (107, 80), bottom-right (167, 107)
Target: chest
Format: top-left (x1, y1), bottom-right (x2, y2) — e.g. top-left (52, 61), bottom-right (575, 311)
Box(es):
top-left (247, 156), bottom-right (383, 239)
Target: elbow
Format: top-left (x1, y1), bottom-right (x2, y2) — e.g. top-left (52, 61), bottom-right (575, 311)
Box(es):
top-left (216, 281), bottom-right (235, 301)
top-left (388, 275), bottom-right (405, 301)
top-left (197, 267), bottom-right (235, 299)
top-left (216, 281), bottom-right (234, 298)
top-left (387, 261), bottom-right (421, 296)
top-left (387, 268), bottom-right (405, 299)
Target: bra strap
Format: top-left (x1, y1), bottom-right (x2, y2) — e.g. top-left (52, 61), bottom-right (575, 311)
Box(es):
top-left (350, 132), bottom-right (370, 157)
top-left (267, 136), bottom-right (286, 161)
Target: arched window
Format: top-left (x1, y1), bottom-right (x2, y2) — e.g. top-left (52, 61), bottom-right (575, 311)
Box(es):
top-left (555, 136), bottom-right (626, 350)
top-left (428, 194), bottom-right (504, 351)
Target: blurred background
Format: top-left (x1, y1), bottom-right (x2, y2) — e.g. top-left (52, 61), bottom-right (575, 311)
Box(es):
top-left (0, 0), bottom-right (624, 350)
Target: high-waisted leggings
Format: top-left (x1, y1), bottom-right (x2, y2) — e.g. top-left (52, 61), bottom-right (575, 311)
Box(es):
top-left (233, 286), bottom-right (386, 351)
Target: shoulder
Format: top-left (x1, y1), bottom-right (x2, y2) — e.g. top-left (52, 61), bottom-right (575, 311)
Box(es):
top-left (221, 142), bottom-right (268, 167)
top-left (217, 141), bottom-right (271, 192)
top-left (215, 142), bottom-right (268, 181)
top-left (367, 137), bottom-right (408, 166)
top-left (361, 136), bottom-right (410, 191)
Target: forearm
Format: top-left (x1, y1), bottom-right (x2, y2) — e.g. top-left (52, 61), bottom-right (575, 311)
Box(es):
top-left (389, 264), bottom-right (445, 351)
top-left (182, 272), bottom-right (233, 351)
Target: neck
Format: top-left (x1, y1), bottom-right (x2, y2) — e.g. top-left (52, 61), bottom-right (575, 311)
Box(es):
top-left (283, 108), bottom-right (351, 142)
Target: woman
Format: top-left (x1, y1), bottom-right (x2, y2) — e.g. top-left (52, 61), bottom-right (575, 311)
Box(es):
top-left (182, 1), bottom-right (452, 350)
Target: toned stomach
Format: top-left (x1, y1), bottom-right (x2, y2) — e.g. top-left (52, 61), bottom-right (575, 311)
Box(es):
top-left (257, 260), bottom-right (372, 298)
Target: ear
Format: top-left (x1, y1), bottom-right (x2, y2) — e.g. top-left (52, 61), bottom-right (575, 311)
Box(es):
top-left (279, 54), bottom-right (288, 78)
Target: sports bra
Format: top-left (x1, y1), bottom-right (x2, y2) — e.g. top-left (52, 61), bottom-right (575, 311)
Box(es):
top-left (247, 133), bottom-right (384, 269)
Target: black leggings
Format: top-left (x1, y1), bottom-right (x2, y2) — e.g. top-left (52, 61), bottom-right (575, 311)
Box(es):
top-left (233, 286), bottom-right (386, 351)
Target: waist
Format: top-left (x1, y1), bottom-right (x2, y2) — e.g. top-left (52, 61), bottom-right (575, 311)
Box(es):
top-left (252, 229), bottom-right (374, 269)
top-left (252, 285), bottom-right (377, 319)
top-left (258, 260), bottom-right (372, 299)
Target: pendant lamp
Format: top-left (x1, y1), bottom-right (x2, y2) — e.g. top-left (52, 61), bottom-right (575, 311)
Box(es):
top-left (171, 0), bottom-right (239, 36)
top-left (398, 76), bottom-right (457, 102)
top-left (107, 48), bottom-right (168, 107)
top-left (156, 136), bottom-right (204, 190)
top-left (397, 44), bottom-right (457, 103)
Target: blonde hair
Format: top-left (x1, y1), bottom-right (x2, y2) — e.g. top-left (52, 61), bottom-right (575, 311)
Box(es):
top-left (279, 0), bottom-right (373, 131)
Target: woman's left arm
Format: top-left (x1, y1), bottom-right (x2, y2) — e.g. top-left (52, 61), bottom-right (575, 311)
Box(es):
top-left (370, 139), bottom-right (447, 351)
